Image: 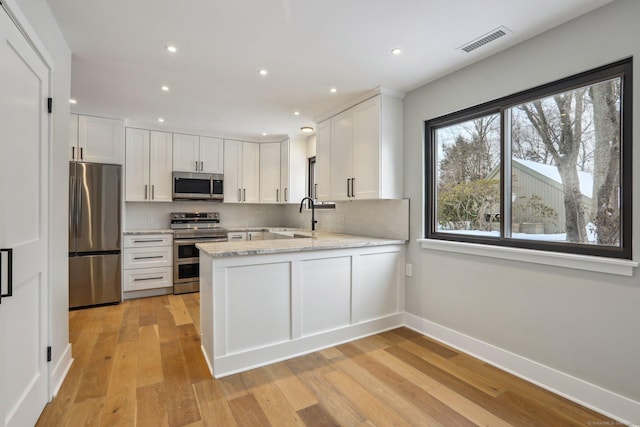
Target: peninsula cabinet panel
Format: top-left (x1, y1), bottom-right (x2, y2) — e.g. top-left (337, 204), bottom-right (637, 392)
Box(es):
top-left (201, 244), bottom-right (405, 377)
top-left (300, 257), bottom-right (351, 336)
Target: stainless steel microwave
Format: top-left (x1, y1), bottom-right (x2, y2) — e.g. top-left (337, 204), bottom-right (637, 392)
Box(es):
top-left (172, 172), bottom-right (223, 201)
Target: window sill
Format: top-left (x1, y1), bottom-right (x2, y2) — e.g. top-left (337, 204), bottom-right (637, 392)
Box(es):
top-left (418, 238), bottom-right (638, 276)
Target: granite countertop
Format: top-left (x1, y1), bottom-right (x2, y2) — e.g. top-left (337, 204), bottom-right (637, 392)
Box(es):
top-left (197, 230), bottom-right (406, 257)
top-left (123, 229), bottom-right (174, 235)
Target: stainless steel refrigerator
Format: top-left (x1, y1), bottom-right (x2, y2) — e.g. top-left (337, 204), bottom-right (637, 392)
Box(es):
top-left (69, 162), bottom-right (122, 309)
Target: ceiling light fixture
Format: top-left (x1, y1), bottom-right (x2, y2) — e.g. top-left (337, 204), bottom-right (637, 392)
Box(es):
top-left (69, 99), bottom-right (77, 104)
top-left (166, 45), bottom-right (177, 53)
top-left (161, 85), bottom-right (169, 91)
top-left (391, 48), bottom-right (402, 55)
top-left (157, 118), bottom-right (165, 123)
top-left (294, 111), bottom-right (300, 116)
top-left (330, 88), bottom-right (337, 93)
top-left (301, 126), bottom-right (314, 133)
top-left (262, 132), bottom-right (268, 136)
top-left (259, 69), bottom-right (268, 76)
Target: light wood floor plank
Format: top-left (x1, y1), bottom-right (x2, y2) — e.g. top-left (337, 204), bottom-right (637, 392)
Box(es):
top-left (36, 295), bottom-right (617, 427)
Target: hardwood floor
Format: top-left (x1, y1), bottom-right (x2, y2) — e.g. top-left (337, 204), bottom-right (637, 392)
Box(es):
top-left (37, 294), bottom-right (613, 426)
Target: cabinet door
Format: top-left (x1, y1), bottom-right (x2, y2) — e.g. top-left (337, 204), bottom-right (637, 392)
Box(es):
top-left (260, 142), bottom-right (281, 203)
top-left (199, 136), bottom-right (224, 174)
top-left (352, 96), bottom-right (381, 199)
top-left (330, 109), bottom-right (353, 201)
top-left (149, 131), bottom-right (173, 202)
top-left (281, 138), bottom-right (306, 204)
top-left (125, 128), bottom-right (150, 201)
top-left (223, 140), bottom-right (242, 203)
top-left (69, 114), bottom-right (78, 160)
top-left (173, 133), bottom-right (199, 172)
top-left (242, 142), bottom-right (260, 203)
top-left (315, 120), bottom-right (332, 201)
top-left (78, 115), bottom-right (124, 164)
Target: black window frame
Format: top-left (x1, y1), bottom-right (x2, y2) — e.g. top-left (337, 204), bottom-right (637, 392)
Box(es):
top-left (425, 58), bottom-right (632, 259)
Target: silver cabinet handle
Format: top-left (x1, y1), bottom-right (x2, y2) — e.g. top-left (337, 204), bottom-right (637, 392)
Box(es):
top-left (276, 188), bottom-right (279, 202)
top-left (133, 239), bottom-right (164, 243)
top-left (284, 187), bottom-right (288, 202)
top-left (71, 146), bottom-right (75, 159)
top-left (195, 161), bottom-right (199, 171)
top-left (80, 147), bottom-right (84, 160)
top-left (243, 188), bottom-right (246, 201)
top-left (237, 188), bottom-right (242, 202)
top-left (347, 179), bottom-right (351, 197)
top-left (351, 177), bottom-right (355, 197)
top-left (200, 161), bottom-right (204, 171)
top-left (144, 184), bottom-right (148, 200)
top-left (152, 184), bottom-right (155, 200)
top-left (133, 255), bottom-right (164, 260)
top-left (133, 276), bottom-right (163, 281)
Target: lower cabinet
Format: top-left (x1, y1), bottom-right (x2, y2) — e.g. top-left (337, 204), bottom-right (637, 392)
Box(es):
top-left (122, 233), bottom-right (173, 297)
top-left (200, 244), bottom-right (405, 377)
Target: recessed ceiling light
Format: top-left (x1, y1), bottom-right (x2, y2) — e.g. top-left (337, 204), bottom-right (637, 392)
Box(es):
top-left (330, 88), bottom-right (337, 93)
top-left (69, 99), bottom-right (77, 104)
top-left (166, 45), bottom-right (177, 53)
top-left (157, 118), bottom-right (165, 123)
top-left (259, 69), bottom-right (268, 76)
top-left (301, 126), bottom-right (314, 133)
top-left (294, 111), bottom-right (300, 116)
top-left (391, 48), bottom-right (402, 55)
top-left (262, 132), bottom-right (268, 136)
top-left (161, 85), bottom-right (169, 91)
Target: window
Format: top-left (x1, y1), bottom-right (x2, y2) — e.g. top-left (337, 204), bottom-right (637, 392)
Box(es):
top-left (425, 59), bottom-right (632, 259)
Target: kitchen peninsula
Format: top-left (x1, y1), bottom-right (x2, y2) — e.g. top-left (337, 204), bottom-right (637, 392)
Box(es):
top-left (197, 230), bottom-right (406, 378)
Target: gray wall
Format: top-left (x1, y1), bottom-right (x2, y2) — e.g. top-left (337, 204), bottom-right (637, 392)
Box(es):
top-left (403, 0), bottom-right (639, 403)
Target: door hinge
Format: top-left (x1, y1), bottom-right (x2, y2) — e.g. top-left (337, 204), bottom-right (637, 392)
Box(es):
top-left (47, 346), bottom-right (52, 362)
top-left (47, 97), bottom-right (53, 114)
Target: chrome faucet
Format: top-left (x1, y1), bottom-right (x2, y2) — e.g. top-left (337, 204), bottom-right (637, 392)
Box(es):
top-left (299, 197), bottom-right (317, 231)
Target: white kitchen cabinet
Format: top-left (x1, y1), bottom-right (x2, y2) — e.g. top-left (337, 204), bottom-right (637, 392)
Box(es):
top-left (123, 233), bottom-right (173, 293)
top-left (173, 133), bottom-right (223, 174)
top-left (125, 128), bottom-right (173, 202)
top-left (316, 92), bottom-right (403, 201)
top-left (260, 142), bottom-right (281, 203)
top-left (70, 114), bottom-right (124, 164)
top-left (223, 140), bottom-right (259, 203)
top-left (227, 231), bottom-right (247, 241)
top-left (315, 120), bottom-right (332, 201)
top-left (280, 138), bottom-right (307, 204)
top-left (247, 231), bottom-right (264, 241)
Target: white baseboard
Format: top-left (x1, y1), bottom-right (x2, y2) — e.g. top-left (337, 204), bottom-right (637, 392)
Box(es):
top-left (49, 343), bottom-right (73, 398)
top-left (403, 313), bottom-right (640, 427)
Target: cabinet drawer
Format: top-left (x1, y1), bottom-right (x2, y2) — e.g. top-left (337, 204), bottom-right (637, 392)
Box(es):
top-left (123, 267), bottom-right (172, 291)
top-left (123, 246), bottom-right (172, 269)
top-left (123, 234), bottom-right (172, 248)
top-left (227, 232), bottom-right (247, 241)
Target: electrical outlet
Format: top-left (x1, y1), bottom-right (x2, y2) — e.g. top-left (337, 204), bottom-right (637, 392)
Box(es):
top-left (405, 263), bottom-right (412, 277)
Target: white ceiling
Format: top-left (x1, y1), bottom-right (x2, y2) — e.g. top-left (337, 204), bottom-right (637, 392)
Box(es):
top-left (46, 0), bottom-right (614, 142)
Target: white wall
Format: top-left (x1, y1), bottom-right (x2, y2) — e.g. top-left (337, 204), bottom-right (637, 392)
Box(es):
top-left (9, 0), bottom-right (72, 396)
top-left (403, 0), bottom-right (640, 417)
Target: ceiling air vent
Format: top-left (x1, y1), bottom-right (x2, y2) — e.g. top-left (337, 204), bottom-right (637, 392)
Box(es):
top-left (459, 26), bottom-right (511, 53)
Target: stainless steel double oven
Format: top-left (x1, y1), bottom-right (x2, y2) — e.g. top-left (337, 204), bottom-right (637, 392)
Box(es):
top-left (171, 212), bottom-right (227, 294)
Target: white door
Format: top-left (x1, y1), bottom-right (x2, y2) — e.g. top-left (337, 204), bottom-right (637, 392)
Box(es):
top-left (223, 140), bottom-right (242, 203)
top-left (242, 142), bottom-right (260, 203)
top-left (352, 96), bottom-right (381, 199)
top-left (172, 133), bottom-right (199, 172)
top-left (315, 120), bottom-right (332, 201)
top-left (149, 131), bottom-right (173, 202)
top-left (0, 7), bottom-right (50, 427)
top-left (330, 109), bottom-right (354, 201)
top-left (124, 128), bottom-right (150, 201)
top-left (199, 136), bottom-right (224, 174)
top-left (78, 115), bottom-right (123, 164)
top-left (259, 142), bottom-right (280, 203)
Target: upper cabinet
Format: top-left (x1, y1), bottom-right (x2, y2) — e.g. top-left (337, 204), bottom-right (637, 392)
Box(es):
top-left (70, 114), bottom-right (124, 164)
top-left (173, 133), bottom-right (223, 174)
top-left (259, 142), bottom-right (281, 203)
top-left (280, 138), bottom-right (307, 204)
top-left (223, 140), bottom-right (259, 203)
top-left (125, 128), bottom-right (173, 202)
top-left (316, 92), bottom-right (403, 201)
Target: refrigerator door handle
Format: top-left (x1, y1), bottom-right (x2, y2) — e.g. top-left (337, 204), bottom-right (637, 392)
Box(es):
top-left (76, 176), bottom-right (83, 238)
top-left (69, 175), bottom-right (76, 237)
